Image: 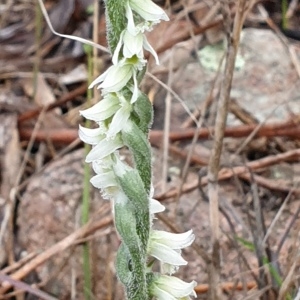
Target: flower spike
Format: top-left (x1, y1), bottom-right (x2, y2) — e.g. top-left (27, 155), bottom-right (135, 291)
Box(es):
top-left (78, 0), bottom-right (196, 298)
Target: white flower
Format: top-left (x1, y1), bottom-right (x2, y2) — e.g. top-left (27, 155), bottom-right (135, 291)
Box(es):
top-left (89, 153), bottom-right (131, 200)
top-left (106, 94), bottom-right (132, 138)
top-left (85, 134), bottom-right (124, 163)
top-left (129, 0), bottom-right (169, 21)
top-left (89, 63), bottom-right (132, 92)
top-left (79, 124), bottom-right (124, 162)
top-left (113, 29), bottom-right (159, 65)
top-left (113, 30), bottom-right (143, 63)
top-left (147, 230), bottom-right (195, 271)
top-left (80, 93), bottom-right (120, 122)
top-left (81, 93), bottom-right (133, 139)
top-left (90, 169), bottom-right (121, 199)
top-left (91, 152), bottom-right (117, 172)
top-left (126, 0), bottom-right (169, 35)
top-left (89, 57), bottom-right (146, 103)
top-left (90, 170), bottom-right (117, 189)
top-left (150, 275), bottom-right (197, 300)
top-left (78, 125), bottom-right (105, 145)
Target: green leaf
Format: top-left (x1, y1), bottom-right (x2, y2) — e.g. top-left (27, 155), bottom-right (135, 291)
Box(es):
top-left (115, 201), bottom-right (149, 299)
top-left (104, 0), bottom-right (127, 52)
top-left (262, 256), bottom-right (283, 287)
top-left (235, 236), bottom-right (255, 251)
top-left (116, 243), bottom-right (132, 285)
top-left (115, 167), bottom-right (150, 250)
top-left (132, 93), bottom-right (153, 135)
top-left (121, 121), bottom-right (152, 193)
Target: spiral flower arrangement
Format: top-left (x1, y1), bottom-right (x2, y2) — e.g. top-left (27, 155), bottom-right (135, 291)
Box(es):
top-left (79, 0), bottom-right (197, 298)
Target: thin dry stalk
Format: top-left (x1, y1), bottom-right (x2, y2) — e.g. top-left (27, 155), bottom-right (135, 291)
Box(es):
top-left (207, 0), bottom-right (247, 298)
top-left (286, 0), bottom-right (299, 18)
top-left (257, 4), bottom-right (300, 78)
top-left (0, 273), bottom-right (57, 300)
top-left (92, 0), bottom-right (100, 101)
top-left (219, 207), bottom-right (259, 287)
top-left (277, 211), bottom-right (300, 299)
top-left (263, 190), bottom-right (294, 245)
top-left (162, 48), bottom-right (174, 191)
top-left (176, 20), bottom-right (225, 202)
top-left (249, 175), bottom-right (269, 297)
top-left (276, 205), bottom-right (300, 255)
top-left (278, 254), bottom-right (300, 300)
top-left (1, 252), bottom-right (38, 275)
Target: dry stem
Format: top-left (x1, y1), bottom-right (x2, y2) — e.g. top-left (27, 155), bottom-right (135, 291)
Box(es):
top-left (207, 1), bottom-right (247, 298)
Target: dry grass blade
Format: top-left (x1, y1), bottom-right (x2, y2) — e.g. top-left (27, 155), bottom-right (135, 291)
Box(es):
top-left (248, 173), bottom-right (269, 295)
top-left (37, 0), bottom-right (109, 53)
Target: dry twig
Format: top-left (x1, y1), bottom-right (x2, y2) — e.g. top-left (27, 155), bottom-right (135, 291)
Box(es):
top-left (155, 149), bottom-right (300, 200)
top-left (207, 1), bottom-right (247, 297)
top-left (0, 217), bottom-right (112, 295)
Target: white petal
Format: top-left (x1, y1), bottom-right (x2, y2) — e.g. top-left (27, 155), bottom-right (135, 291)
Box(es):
top-left (136, 21), bottom-right (155, 33)
top-left (131, 69), bottom-right (139, 103)
top-left (112, 30), bottom-right (125, 65)
top-left (113, 155), bottom-right (131, 177)
top-left (151, 285), bottom-right (177, 300)
top-left (92, 152), bottom-right (117, 173)
top-left (80, 95), bottom-right (120, 122)
top-left (86, 136), bottom-right (123, 163)
top-left (143, 35), bottom-right (159, 65)
top-left (151, 230), bottom-right (195, 250)
top-left (78, 125), bottom-right (104, 145)
top-left (90, 171), bottom-right (117, 189)
top-left (107, 102), bottom-right (131, 138)
top-left (150, 199), bottom-right (165, 214)
top-left (149, 241), bottom-right (187, 266)
top-left (154, 275), bottom-right (197, 298)
top-left (100, 64), bottom-right (132, 93)
top-left (125, 2), bottom-right (138, 35)
top-left (123, 30), bottom-right (143, 58)
top-left (89, 67), bottom-right (110, 89)
top-left (161, 263), bottom-right (179, 275)
top-left (92, 161), bottom-right (109, 175)
top-left (92, 162), bottom-right (106, 175)
top-left (129, 0), bottom-right (169, 22)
